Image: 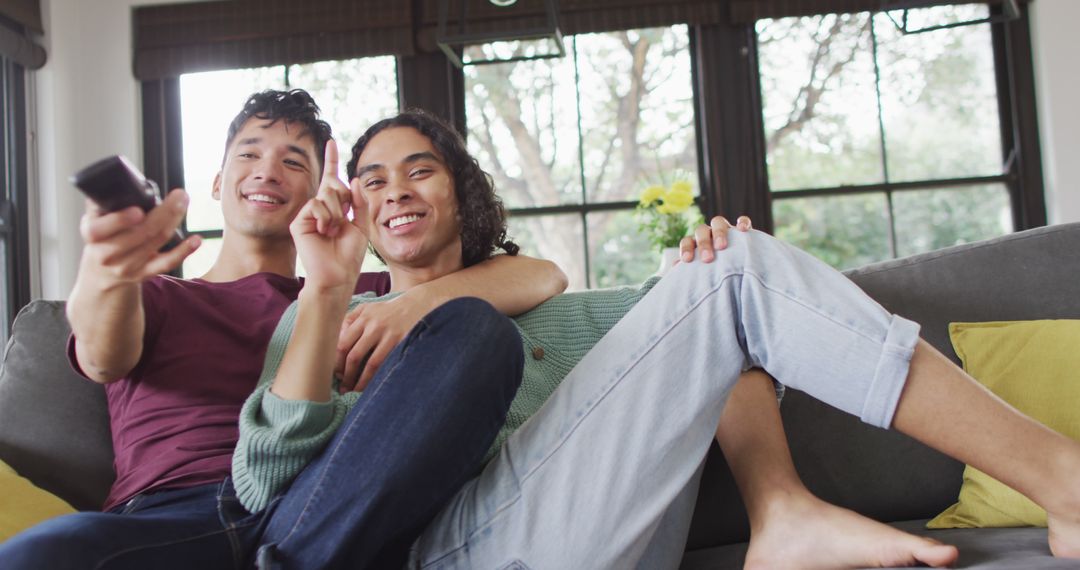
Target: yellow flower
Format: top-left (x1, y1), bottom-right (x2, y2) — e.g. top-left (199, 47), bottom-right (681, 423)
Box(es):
top-left (670, 180), bottom-right (693, 195)
top-left (656, 202), bottom-right (678, 215)
top-left (662, 183), bottom-right (695, 213)
top-left (639, 185), bottom-right (664, 207)
top-left (637, 179), bottom-right (701, 251)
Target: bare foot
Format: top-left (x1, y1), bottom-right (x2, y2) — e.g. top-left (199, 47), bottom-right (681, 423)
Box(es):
top-left (1041, 448), bottom-right (1080, 558)
top-left (1048, 511), bottom-right (1080, 558)
top-left (744, 494), bottom-right (958, 569)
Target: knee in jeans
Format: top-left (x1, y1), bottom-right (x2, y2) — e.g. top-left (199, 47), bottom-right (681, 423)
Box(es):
top-left (0, 513), bottom-right (106, 564)
top-left (683, 229), bottom-right (788, 279)
top-left (431, 297), bottom-right (517, 344)
top-left (427, 297), bottom-right (523, 380)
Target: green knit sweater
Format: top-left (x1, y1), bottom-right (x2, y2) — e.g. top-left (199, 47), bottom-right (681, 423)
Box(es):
top-left (232, 277), bottom-right (660, 513)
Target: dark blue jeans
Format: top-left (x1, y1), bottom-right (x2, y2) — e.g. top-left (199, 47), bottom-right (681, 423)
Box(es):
top-left (0, 297), bottom-right (524, 570)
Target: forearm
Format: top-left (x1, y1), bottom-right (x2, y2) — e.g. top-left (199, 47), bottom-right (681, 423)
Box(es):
top-left (408, 254), bottom-right (567, 316)
top-left (271, 285), bottom-right (352, 402)
top-left (233, 384), bottom-right (357, 512)
top-left (66, 271), bottom-right (145, 383)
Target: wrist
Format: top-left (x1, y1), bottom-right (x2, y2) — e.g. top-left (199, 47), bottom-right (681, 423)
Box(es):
top-left (403, 282), bottom-right (447, 311)
top-left (298, 283), bottom-right (353, 310)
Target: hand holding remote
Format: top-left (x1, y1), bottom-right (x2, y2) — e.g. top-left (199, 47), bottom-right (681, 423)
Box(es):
top-left (72, 155), bottom-right (186, 248)
top-left (71, 156), bottom-right (201, 287)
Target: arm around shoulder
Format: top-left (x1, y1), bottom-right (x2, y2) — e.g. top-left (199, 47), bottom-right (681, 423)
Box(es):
top-left (411, 253), bottom-right (568, 317)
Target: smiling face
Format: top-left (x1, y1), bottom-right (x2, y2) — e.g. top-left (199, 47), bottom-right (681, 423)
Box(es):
top-left (354, 127), bottom-right (463, 275)
top-left (212, 118), bottom-right (321, 241)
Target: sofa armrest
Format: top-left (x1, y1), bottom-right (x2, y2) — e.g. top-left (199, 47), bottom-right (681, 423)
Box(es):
top-left (0, 300), bottom-right (114, 511)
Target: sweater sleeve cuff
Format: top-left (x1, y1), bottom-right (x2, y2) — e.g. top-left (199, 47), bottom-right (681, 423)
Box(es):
top-left (259, 390), bottom-right (338, 438)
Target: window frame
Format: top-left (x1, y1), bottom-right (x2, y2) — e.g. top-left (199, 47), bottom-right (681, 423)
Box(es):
top-left (0, 55), bottom-right (33, 342)
top-left (141, 2), bottom-right (1047, 284)
top-left (693, 1), bottom-right (1045, 240)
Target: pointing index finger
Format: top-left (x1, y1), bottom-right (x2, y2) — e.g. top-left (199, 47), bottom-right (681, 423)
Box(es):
top-left (321, 140), bottom-right (340, 186)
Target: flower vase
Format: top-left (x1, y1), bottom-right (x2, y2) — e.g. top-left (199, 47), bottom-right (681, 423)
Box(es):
top-left (657, 247), bottom-right (680, 276)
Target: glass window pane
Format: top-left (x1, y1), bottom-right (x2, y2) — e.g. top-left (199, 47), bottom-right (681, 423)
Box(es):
top-left (466, 56), bottom-right (581, 209)
top-left (182, 237), bottom-right (224, 279)
top-left (287, 57), bottom-right (399, 181)
top-left (508, 213), bottom-right (586, 290)
top-left (893, 183), bottom-right (1012, 258)
top-left (876, 6), bottom-right (1003, 182)
top-left (576, 26), bottom-right (699, 203)
top-left (588, 209), bottom-right (665, 289)
top-left (757, 14), bottom-right (884, 191)
top-left (773, 193), bottom-right (892, 269)
top-left (180, 67), bottom-right (288, 232)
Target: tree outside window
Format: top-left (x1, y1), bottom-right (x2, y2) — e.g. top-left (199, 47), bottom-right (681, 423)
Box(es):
top-left (758, 4), bottom-right (1013, 269)
top-left (465, 25), bottom-right (700, 290)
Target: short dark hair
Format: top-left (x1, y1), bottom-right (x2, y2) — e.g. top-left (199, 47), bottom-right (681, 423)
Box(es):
top-left (223, 89), bottom-right (333, 168)
top-left (347, 109), bottom-right (519, 267)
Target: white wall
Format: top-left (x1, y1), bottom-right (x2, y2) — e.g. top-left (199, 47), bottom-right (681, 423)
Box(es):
top-left (33, 0), bottom-right (200, 300)
top-left (27, 0), bottom-right (1080, 299)
top-left (1031, 0), bottom-right (1080, 225)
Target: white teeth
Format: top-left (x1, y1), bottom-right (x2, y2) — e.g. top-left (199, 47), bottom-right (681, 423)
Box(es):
top-left (246, 194), bottom-right (282, 204)
top-left (388, 214), bottom-right (421, 228)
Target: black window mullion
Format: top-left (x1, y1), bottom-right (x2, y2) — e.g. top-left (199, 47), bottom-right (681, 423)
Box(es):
top-left (991, 1), bottom-right (1046, 231)
top-left (771, 174), bottom-right (1011, 201)
top-left (0, 56), bottom-right (31, 341)
top-left (142, 77), bottom-right (188, 277)
top-left (692, 20), bottom-right (773, 232)
top-left (569, 36), bottom-right (592, 289)
top-left (869, 14), bottom-right (898, 259)
top-left (398, 52), bottom-right (466, 136)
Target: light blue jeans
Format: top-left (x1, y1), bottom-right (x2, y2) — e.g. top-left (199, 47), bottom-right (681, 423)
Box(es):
top-left (409, 230), bottom-right (921, 569)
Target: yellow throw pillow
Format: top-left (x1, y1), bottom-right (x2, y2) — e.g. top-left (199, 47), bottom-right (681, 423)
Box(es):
top-left (927, 319), bottom-right (1080, 529)
top-left (0, 459), bottom-right (77, 542)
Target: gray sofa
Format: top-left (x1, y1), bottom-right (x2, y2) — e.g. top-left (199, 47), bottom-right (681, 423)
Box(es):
top-left (1, 223), bottom-right (1079, 569)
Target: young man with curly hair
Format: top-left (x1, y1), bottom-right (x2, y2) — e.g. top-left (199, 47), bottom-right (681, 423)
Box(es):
top-left (237, 109), bottom-right (1080, 570)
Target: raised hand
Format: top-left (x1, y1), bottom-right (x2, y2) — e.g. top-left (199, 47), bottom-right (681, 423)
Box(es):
top-left (679, 215), bottom-right (753, 263)
top-left (290, 141), bottom-right (369, 292)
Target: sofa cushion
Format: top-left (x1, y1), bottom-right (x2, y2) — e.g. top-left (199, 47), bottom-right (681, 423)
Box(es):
top-left (0, 458), bottom-right (76, 541)
top-left (0, 301), bottom-right (114, 511)
top-left (681, 520), bottom-right (1060, 569)
top-left (928, 319), bottom-right (1080, 529)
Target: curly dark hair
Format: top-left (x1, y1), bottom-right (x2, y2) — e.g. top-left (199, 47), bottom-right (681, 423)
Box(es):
top-left (347, 109), bottom-right (519, 267)
top-left (223, 89), bottom-right (333, 169)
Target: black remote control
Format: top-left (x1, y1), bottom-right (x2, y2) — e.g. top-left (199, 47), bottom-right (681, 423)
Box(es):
top-left (71, 155), bottom-right (185, 249)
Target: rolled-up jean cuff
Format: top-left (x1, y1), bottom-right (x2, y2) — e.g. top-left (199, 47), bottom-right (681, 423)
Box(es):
top-left (859, 315), bottom-right (921, 428)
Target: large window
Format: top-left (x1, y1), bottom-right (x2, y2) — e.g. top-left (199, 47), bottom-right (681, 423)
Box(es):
top-left (0, 55), bottom-right (30, 345)
top-left (144, 1), bottom-right (1045, 287)
top-left (178, 57), bottom-right (399, 277)
top-left (757, 5), bottom-right (1013, 269)
top-left (465, 25), bottom-right (700, 290)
